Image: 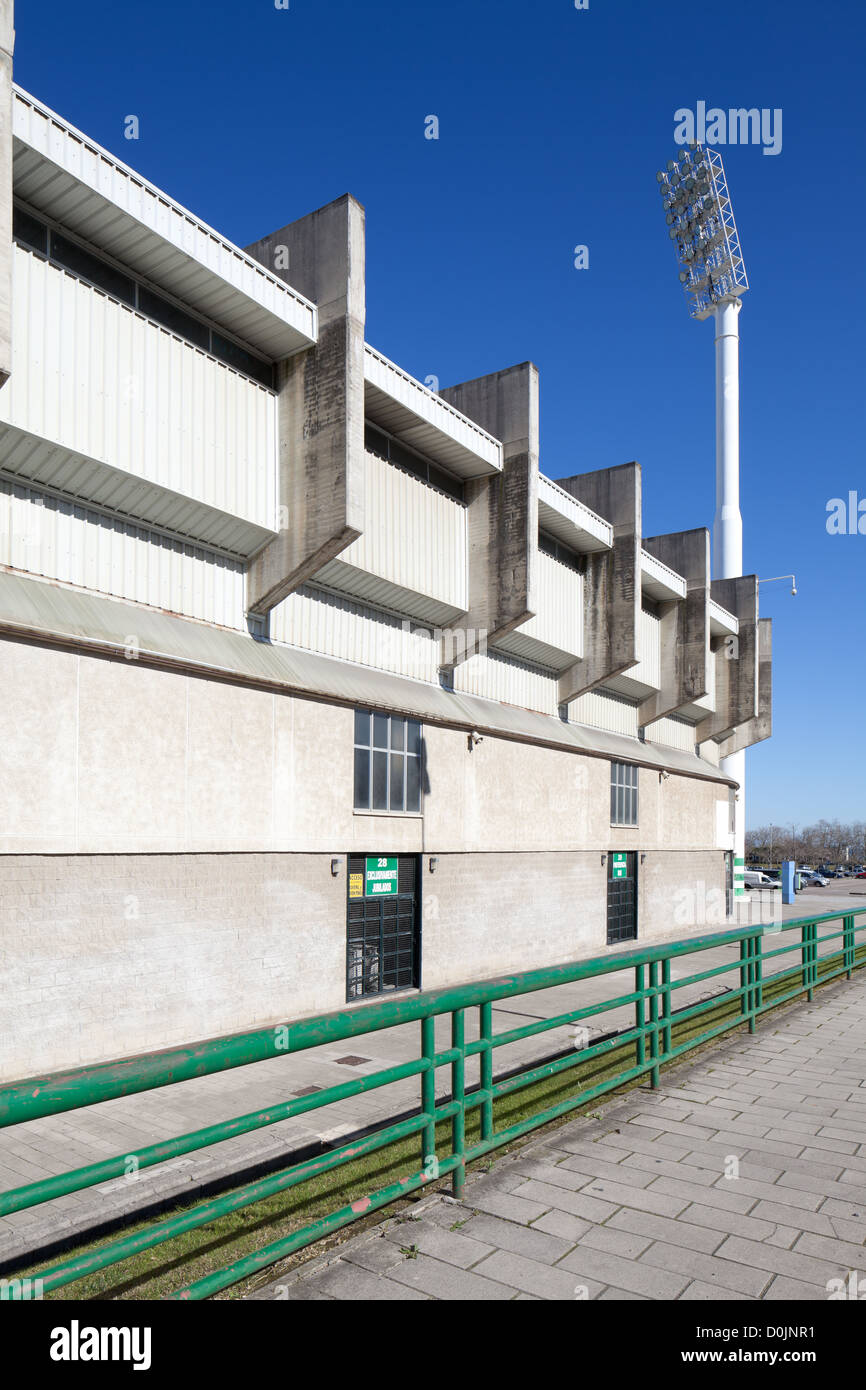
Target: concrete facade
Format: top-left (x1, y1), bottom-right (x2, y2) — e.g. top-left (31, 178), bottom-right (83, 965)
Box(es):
top-left (640, 528), bottom-right (711, 724)
top-left (719, 618), bottom-right (772, 758)
top-left (244, 197), bottom-right (366, 614)
top-left (698, 576), bottom-right (759, 743)
top-left (556, 463), bottom-right (642, 703)
top-left (0, 631), bottom-right (728, 1079)
top-left (0, 62), bottom-right (773, 1082)
top-left (439, 363), bottom-right (538, 665)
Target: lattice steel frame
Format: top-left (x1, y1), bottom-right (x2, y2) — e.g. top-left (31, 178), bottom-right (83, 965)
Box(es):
top-left (658, 144), bottom-right (750, 320)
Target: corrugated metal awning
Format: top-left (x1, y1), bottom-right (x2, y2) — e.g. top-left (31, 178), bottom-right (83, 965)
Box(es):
top-left (12, 87), bottom-right (317, 360)
top-left (364, 346), bottom-right (503, 480)
top-left (0, 571), bottom-right (735, 787)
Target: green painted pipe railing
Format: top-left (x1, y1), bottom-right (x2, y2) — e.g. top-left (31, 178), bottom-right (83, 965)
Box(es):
top-left (0, 906), bottom-right (864, 1301)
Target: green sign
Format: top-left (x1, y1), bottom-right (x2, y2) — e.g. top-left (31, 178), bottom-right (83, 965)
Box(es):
top-left (611, 852), bottom-right (628, 880)
top-left (365, 857), bottom-right (398, 897)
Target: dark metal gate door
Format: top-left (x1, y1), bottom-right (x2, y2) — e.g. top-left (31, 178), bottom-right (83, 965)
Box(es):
top-left (347, 855), bottom-right (419, 1001)
top-left (725, 851), bottom-right (734, 917)
top-left (607, 851), bottom-right (638, 945)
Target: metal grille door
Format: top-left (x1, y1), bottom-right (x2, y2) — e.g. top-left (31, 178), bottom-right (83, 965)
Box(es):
top-left (347, 856), bottom-right (419, 1001)
top-left (607, 851), bottom-right (638, 944)
top-left (725, 851), bottom-right (734, 917)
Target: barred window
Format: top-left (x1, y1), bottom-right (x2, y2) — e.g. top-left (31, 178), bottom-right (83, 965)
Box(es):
top-left (538, 529), bottom-right (582, 572)
top-left (364, 422), bottom-right (465, 502)
top-left (354, 710), bottom-right (422, 813)
top-left (12, 204), bottom-right (274, 388)
top-left (611, 761), bottom-right (639, 827)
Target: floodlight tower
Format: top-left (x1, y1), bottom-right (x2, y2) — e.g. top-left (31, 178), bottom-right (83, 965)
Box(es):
top-left (656, 145), bottom-right (750, 907)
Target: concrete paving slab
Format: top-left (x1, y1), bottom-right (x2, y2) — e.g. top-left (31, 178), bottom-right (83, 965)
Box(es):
top-left (250, 972), bottom-right (866, 1301)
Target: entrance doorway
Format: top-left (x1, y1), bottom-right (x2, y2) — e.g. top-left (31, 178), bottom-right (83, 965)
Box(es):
top-left (607, 851), bottom-right (638, 944)
top-left (347, 855), bottom-right (420, 1000)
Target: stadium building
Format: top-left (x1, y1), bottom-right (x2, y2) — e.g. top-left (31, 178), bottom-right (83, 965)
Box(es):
top-left (0, 21), bottom-right (771, 1079)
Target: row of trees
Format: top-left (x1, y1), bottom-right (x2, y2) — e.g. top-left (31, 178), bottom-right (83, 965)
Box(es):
top-left (746, 819), bottom-right (866, 867)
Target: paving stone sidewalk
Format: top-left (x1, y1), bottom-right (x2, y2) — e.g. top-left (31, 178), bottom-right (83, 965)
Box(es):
top-left (1, 894), bottom-right (862, 1270)
top-left (249, 971), bottom-right (866, 1301)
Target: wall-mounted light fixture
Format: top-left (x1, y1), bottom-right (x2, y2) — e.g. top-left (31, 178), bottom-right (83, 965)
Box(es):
top-left (600, 853), bottom-right (607, 867)
top-left (428, 856), bottom-right (439, 874)
top-left (330, 858), bottom-right (341, 878)
top-left (758, 574), bottom-right (797, 598)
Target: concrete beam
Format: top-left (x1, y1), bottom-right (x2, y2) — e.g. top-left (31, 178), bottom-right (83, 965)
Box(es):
top-left (717, 618), bottom-right (772, 756)
top-left (556, 463), bottom-right (641, 703)
top-left (244, 195), bottom-right (366, 615)
top-left (639, 528), bottom-right (711, 726)
top-left (0, 2), bottom-right (14, 391)
top-left (696, 575), bottom-right (759, 744)
top-left (438, 363), bottom-right (538, 664)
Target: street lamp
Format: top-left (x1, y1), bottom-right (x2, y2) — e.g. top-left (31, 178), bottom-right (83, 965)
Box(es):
top-left (657, 142), bottom-right (750, 905)
top-left (759, 574), bottom-right (797, 596)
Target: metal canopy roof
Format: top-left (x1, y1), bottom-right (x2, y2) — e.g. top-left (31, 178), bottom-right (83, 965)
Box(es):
top-left (12, 87), bottom-right (318, 360)
top-left (709, 599), bottom-right (739, 637)
top-left (0, 570), bottom-right (735, 787)
top-left (365, 346), bottom-right (503, 480)
top-left (0, 424), bottom-right (274, 560)
top-left (538, 474), bottom-right (612, 554)
top-left (640, 549), bottom-right (688, 602)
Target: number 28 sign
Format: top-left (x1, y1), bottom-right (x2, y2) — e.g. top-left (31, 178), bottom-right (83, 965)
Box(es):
top-left (365, 857), bottom-right (398, 897)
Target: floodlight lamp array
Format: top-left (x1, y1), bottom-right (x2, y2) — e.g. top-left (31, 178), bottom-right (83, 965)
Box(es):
top-left (656, 144), bottom-right (749, 319)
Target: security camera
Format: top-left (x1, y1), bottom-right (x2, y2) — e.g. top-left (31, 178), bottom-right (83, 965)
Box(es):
top-left (467, 730), bottom-right (484, 750)
top-left (791, 585), bottom-right (797, 596)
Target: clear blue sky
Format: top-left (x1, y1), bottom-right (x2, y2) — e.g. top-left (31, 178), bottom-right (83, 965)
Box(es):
top-left (13, 0), bottom-right (865, 828)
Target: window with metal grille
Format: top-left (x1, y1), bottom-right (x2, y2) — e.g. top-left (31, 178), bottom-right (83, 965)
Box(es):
top-left (354, 710), bottom-right (423, 813)
top-left (12, 204), bottom-right (274, 388)
top-left (538, 529), bottom-right (583, 573)
top-left (364, 422), bottom-right (465, 502)
top-left (346, 855), bottom-right (419, 1000)
top-left (610, 761), bottom-right (639, 826)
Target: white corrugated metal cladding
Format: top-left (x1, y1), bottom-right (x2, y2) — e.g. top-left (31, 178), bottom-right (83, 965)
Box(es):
top-left (314, 451), bottom-right (468, 625)
top-left (0, 479), bottom-right (246, 629)
top-left (0, 248), bottom-right (278, 543)
top-left (494, 552), bottom-right (583, 668)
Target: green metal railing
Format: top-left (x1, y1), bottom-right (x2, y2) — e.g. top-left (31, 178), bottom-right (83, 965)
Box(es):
top-left (0, 906), bottom-right (864, 1300)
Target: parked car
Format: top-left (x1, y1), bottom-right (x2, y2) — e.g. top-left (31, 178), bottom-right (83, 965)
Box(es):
top-left (800, 872), bottom-right (829, 887)
top-left (744, 871), bottom-right (781, 890)
top-left (856, 871), bottom-right (866, 880)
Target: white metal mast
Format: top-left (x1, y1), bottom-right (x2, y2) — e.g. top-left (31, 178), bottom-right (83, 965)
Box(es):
top-left (657, 144), bottom-right (749, 907)
top-left (714, 295), bottom-right (745, 900)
